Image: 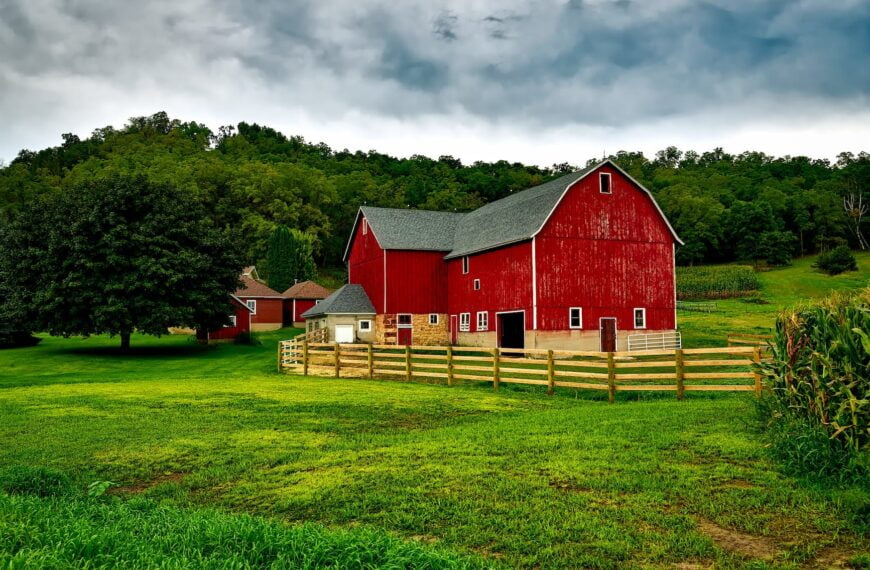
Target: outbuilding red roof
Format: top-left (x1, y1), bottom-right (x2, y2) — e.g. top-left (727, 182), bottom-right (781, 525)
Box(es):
top-left (235, 275), bottom-right (283, 298)
top-left (282, 280), bottom-right (332, 300)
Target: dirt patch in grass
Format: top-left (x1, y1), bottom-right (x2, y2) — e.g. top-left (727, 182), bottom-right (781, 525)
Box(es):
top-left (717, 479), bottom-right (757, 489)
top-left (109, 472), bottom-right (185, 495)
top-left (811, 545), bottom-right (859, 569)
top-left (697, 517), bottom-right (779, 560)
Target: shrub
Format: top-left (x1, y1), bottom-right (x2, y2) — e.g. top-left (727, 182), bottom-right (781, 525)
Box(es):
top-left (0, 325), bottom-right (40, 348)
top-left (758, 290), bottom-right (869, 482)
top-left (676, 265), bottom-right (760, 300)
top-left (0, 466), bottom-right (74, 497)
top-left (815, 246), bottom-right (859, 275)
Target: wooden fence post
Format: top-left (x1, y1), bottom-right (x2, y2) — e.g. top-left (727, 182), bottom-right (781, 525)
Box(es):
top-left (607, 352), bottom-right (616, 404)
top-left (492, 348), bottom-right (500, 391)
top-left (446, 346), bottom-right (454, 386)
top-left (334, 342), bottom-right (340, 378)
top-left (675, 348), bottom-right (685, 401)
top-left (752, 347), bottom-right (762, 397)
top-left (405, 345), bottom-right (412, 382)
top-left (546, 350), bottom-right (555, 396)
top-left (302, 341), bottom-right (309, 376)
top-left (367, 343), bottom-right (374, 379)
top-left (277, 341), bottom-right (283, 373)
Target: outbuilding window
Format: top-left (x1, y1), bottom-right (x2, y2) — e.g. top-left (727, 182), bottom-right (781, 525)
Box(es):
top-left (600, 172), bottom-right (611, 194)
top-left (359, 320), bottom-right (372, 331)
top-left (569, 307), bottom-right (582, 329)
top-left (459, 313), bottom-right (471, 332)
top-left (473, 279), bottom-right (481, 291)
top-left (462, 256), bottom-right (469, 274)
top-left (428, 314), bottom-right (439, 325)
top-left (476, 311), bottom-right (488, 331)
top-left (246, 300), bottom-right (257, 314)
top-left (634, 308), bottom-right (646, 329)
top-left (226, 315), bottom-right (237, 328)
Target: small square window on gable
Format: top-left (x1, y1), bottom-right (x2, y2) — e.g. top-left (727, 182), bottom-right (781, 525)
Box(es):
top-left (362, 218), bottom-right (368, 235)
top-left (599, 172), bottom-right (612, 194)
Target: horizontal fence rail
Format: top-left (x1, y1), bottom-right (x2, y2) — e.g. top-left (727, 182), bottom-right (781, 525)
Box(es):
top-left (727, 332), bottom-right (773, 347)
top-left (278, 341), bottom-right (763, 402)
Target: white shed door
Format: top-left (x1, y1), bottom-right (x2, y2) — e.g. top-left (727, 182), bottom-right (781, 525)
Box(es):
top-left (334, 325), bottom-right (354, 344)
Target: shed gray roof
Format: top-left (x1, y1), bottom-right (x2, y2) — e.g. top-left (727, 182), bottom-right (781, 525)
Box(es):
top-left (300, 284), bottom-right (375, 318)
top-left (343, 206), bottom-right (464, 259)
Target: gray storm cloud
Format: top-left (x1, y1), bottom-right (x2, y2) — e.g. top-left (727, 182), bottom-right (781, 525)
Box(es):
top-left (0, 0), bottom-right (868, 163)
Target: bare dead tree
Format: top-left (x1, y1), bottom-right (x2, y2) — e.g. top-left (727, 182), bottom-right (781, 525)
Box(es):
top-left (844, 191), bottom-right (868, 250)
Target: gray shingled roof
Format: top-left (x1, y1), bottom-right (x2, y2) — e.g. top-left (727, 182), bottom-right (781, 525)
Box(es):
top-left (445, 167), bottom-right (595, 259)
top-left (301, 284), bottom-right (375, 318)
top-left (345, 206), bottom-right (464, 257)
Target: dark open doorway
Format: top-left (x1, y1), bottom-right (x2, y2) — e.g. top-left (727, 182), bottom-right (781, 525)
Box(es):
top-left (498, 311), bottom-right (525, 350)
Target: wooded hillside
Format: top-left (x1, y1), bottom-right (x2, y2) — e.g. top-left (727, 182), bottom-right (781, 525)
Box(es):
top-left (1, 112), bottom-right (867, 270)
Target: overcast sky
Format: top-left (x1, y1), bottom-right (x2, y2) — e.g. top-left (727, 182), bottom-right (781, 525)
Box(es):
top-left (1, 0), bottom-right (868, 167)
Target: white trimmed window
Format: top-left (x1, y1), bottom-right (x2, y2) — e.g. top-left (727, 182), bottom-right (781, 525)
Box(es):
top-left (398, 314), bottom-right (412, 326)
top-left (359, 319), bottom-right (372, 331)
top-left (473, 279), bottom-right (480, 291)
top-left (459, 313), bottom-right (471, 332)
top-left (246, 300), bottom-right (257, 314)
top-left (226, 315), bottom-right (237, 328)
top-left (362, 218), bottom-right (368, 235)
top-left (634, 308), bottom-right (647, 329)
top-left (569, 307), bottom-right (582, 329)
top-left (462, 256), bottom-right (469, 274)
top-left (600, 172), bottom-right (611, 194)
top-left (428, 314), bottom-right (439, 325)
top-left (476, 311), bottom-right (488, 332)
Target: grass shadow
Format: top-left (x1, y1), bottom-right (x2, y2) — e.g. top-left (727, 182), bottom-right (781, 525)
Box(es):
top-left (60, 343), bottom-right (217, 359)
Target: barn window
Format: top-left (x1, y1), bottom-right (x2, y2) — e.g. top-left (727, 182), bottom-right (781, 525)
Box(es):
top-left (226, 315), bottom-right (237, 328)
top-left (569, 307), bottom-right (582, 329)
top-left (460, 313), bottom-right (471, 332)
top-left (398, 314), bottom-right (412, 326)
top-left (359, 319), bottom-right (372, 331)
top-left (599, 172), bottom-right (611, 194)
top-left (634, 308), bottom-right (646, 329)
top-left (246, 300), bottom-right (257, 314)
top-left (476, 311), bottom-right (489, 331)
top-left (428, 314), bottom-right (439, 325)
top-left (473, 279), bottom-right (481, 290)
top-left (462, 256), bottom-right (469, 274)
top-left (362, 218), bottom-right (368, 235)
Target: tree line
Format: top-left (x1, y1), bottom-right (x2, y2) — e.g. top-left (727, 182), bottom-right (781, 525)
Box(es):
top-left (1, 111), bottom-right (867, 271)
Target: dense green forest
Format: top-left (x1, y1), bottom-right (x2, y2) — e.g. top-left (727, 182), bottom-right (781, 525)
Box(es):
top-left (1, 112), bottom-right (867, 270)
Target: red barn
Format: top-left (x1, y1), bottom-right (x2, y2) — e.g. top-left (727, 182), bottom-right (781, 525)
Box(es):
top-left (330, 160), bottom-right (681, 351)
top-left (282, 280), bottom-right (332, 327)
top-left (235, 275), bottom-right (285, 331)
top-left (197, 295), bottom-right (252, 343)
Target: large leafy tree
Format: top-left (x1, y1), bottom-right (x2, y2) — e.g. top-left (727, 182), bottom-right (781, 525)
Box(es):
top-left (0, 176), bottom-right (244, 350)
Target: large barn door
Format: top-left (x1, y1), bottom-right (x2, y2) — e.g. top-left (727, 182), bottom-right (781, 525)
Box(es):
top-left (599, 318), bottom-right (617, 352)
top-left (498, 312), bottom-right (525, 350)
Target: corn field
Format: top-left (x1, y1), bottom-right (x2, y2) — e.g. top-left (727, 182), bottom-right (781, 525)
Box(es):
top-left (759, 289), bottom-right (869, 479)
top-left (676, 265), bottom-right (760, 300)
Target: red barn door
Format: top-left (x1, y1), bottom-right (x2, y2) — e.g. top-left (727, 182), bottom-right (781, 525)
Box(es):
top-left (599, 318), bottom-right (617, 352)
top-left (398, 327), bottom-right (413, 345)
top-left (449, 315), bottom-right (458, 345)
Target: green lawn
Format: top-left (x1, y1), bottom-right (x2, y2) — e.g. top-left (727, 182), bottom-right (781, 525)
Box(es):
top-left (678, 252), bottom-right (870, 347)
top-left (2, 329), bottom-right (869, 568)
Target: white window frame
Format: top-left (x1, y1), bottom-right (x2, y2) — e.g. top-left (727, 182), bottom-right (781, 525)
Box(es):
top-left (461, 256), bottom-right (469, 274)
top-left (600, 172), bottom-right (612, 194)
top-left (362, 218), bottom-right (368, 235)
top-left (476, 311), bottom-right (488, 332)
top-left (569, 307), bottom-right (583, 329)
top-left (246, 300), bottom-right (257, 314)
top-left (633, 307), bottom-right (647, 330)
top-left (358, 319), bottom-right (372, 331)
top-left (459, 312), bottom-right (471, 332)
top-left (428, 314), bottom-right (439, 325)
top-left (397, 313), bottom-right (412, 327)
top-left (226, 315), bottom-right (237, 328)
top-left (473, 279), bottom-right (480, 291)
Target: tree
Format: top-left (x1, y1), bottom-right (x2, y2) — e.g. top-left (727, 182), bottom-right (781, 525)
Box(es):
top-left (265, 225), bottom-right (294, 292)
top-left (758, 231), bottom-right (797, 266)
top-left (0, 176), bottom-right (244, 350)
top-left (288, 229), bottom-right (317, 284)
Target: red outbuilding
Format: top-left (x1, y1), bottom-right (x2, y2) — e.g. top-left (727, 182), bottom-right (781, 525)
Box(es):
top-left (329, 160), bottom-right (681, 351)
top-left (282, 280), bottom-right (332, 327)
top-left (235, 275), bottom-right (286, 331)
top-left (197, 295), bottom-right (253, 343)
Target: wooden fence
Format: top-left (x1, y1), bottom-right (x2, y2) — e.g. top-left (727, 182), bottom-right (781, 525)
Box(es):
top-left (727, 332), bottom-right (772, 347)
top-left (279, 342), bottom-right (763, 401)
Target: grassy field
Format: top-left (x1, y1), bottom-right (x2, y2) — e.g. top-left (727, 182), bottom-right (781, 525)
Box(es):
top-left (1, 254), bottom-right (868, 568)
top-left (678, 252), bottom-right (869, 347)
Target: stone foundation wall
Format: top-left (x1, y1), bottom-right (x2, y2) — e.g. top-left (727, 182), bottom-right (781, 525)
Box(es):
top-left (374, 313), bottom-right (448, 345)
